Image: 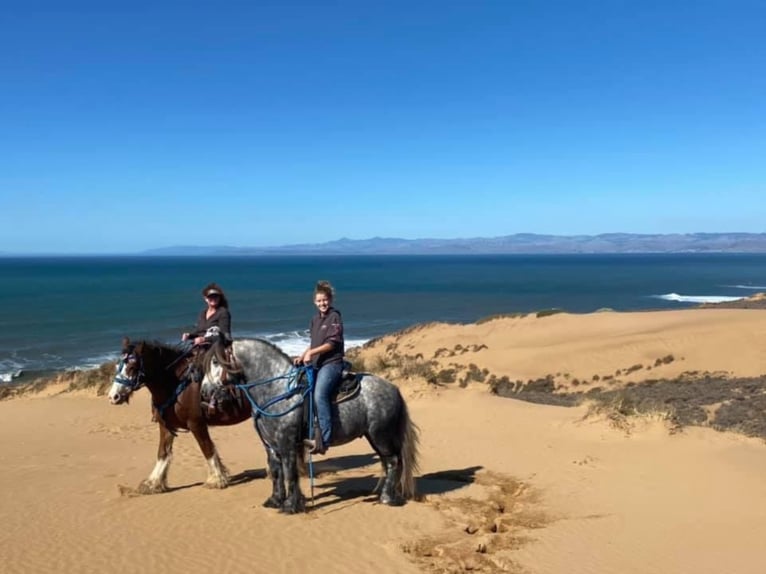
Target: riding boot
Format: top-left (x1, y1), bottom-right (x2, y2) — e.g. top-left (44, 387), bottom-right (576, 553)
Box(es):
top-left (303, 424), bottom-right (326, 455)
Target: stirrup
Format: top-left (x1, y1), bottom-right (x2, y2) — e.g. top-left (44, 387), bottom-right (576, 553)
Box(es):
top-left (302, 438), bottom-right (326, 455)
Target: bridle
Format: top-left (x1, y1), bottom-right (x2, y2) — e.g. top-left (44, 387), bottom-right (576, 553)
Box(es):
top-left (114, 352), bottom-right (146, 393)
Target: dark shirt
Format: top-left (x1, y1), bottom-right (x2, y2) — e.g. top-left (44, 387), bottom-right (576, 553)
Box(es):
top-left (309, 307), bottom-right (344, 368)
top-left (190, 307), bottom-right (232, 343)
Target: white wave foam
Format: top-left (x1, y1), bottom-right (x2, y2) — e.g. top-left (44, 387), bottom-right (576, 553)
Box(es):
top-left (0, 369), bottom-right (23, 383)
top-left (726, 284), bottom-right (766, 290)
top-left (1, 357), bottom-right (27, 383)
top-left (243, 331), bottom-right (369, 358)
top-left (654, 293), bottom-right (744, 304)
top-left (77, 352), bottom-right (122, 370)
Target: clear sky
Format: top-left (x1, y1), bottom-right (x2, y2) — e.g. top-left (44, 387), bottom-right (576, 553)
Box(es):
top-left (1, 1), bottom-right (764, 254)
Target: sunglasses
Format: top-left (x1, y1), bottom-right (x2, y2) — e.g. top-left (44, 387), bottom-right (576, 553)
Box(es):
top-left (205, 293), bottom-right (221, 299)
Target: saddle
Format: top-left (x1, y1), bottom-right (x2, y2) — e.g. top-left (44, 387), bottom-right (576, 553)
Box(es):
top-left (302, 366), bottom-right (364, 448)
top-left (335, 369), bottom-right (364, 403)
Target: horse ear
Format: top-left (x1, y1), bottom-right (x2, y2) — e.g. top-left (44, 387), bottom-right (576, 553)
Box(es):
top-left (135, 341), bottom-right (145, 354)
top-left (122, 337), bottom-right (131, 352)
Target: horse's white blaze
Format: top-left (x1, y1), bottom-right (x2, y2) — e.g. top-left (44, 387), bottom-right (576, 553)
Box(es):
top-left (146, 454), bottom-right (172, 490)
top-left (108, 381), bottom-right (131, 404)
top-left (108, 362), bottom-right (134, 404)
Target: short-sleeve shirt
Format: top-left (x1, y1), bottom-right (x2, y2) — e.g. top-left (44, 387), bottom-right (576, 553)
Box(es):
top-left (309, 307), bottom-right (344, 368)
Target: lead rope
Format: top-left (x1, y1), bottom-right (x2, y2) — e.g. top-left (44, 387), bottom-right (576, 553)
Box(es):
top-left (306, 367), bottom-right (316, 507)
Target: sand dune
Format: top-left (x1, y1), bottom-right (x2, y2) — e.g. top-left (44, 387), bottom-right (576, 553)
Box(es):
top-left (2, 308), bottom-right (766, 574)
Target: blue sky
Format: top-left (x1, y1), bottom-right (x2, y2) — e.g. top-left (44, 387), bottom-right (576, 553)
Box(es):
top-left (1, 1), bottom-right (764, 254)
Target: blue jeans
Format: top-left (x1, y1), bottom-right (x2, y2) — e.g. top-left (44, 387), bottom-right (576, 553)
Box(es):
top-left (314, 361), bottom-right (343, 446)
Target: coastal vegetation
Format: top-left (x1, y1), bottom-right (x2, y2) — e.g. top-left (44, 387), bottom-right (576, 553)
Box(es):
top-left (0, 362), bottom-right (115, 401)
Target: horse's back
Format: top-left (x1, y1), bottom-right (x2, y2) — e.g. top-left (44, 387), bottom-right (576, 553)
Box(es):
top-left (342, 374), bottom-right (405, 425)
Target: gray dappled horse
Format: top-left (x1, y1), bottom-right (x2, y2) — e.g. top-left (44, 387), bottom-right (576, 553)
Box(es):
top-left (107, 338), bottom-right (252, 493)
top-left (205, 338), bottom-right (420, 513)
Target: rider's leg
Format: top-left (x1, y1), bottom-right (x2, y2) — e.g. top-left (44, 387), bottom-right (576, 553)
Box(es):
top-left (314, 361), bottom-right (343, 447)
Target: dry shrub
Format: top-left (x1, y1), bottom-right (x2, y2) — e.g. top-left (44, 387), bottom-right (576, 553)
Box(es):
top-left (535, 308), bottom-right (564, 318)
top-left (584, 392), bottom-right (676, 433)
top-left (0, 361), bottom-right (117, 401)
top-left (475, 312), bottom-right (526, 324)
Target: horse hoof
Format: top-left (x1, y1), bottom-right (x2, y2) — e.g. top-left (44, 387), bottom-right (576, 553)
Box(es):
top-left (137, 480), bottom-right (167, 495)
top-left (203, 478), bottom-right (229, 490)
top-left (280, 498), bottom-right (306, 514)
top-left (262, 496), bottom-right (282, 509)
top-left (379, 493), bottom-right (404, 506)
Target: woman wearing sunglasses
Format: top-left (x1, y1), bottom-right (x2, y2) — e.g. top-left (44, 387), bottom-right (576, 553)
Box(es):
top-left (182, 283), bottom-right (233, 347)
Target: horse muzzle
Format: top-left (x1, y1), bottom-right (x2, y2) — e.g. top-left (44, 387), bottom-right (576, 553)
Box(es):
top-left (107, 383), bottom-right (133, 405)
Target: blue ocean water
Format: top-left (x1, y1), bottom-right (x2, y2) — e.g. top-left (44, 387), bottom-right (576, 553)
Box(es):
top-left (1, 254), bottom-right (765, 382)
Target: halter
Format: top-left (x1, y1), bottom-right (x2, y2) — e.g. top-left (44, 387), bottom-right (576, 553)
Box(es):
top-left (115, 353), bottom-right (146, 392)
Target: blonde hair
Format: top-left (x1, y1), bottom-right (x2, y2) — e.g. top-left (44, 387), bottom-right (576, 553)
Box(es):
top-left (314, 280), bottom-right (335, 300)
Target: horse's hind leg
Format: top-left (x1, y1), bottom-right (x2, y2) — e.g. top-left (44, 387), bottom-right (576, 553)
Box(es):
top-left (379, 454), bottom-right (404, 506)
top-left (139, 425), bottom-right (175, 494)
top-left (365, 434), bottom-right (403, 506)
top-left (262, 447), bottom-right (286, 509)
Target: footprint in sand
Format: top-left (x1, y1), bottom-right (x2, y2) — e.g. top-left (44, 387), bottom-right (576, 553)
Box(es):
top-left (403, 470), bottom-right (550, 573)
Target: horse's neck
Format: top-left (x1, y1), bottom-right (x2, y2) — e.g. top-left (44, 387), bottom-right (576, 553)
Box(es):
top-left (233, 339), bottom-right (293, 392)
top-left (145, 347), bottom-right (184, 397)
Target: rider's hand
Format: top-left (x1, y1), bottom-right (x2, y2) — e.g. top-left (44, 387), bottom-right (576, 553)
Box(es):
top-left (193, 336), bottom-right (206, 346)
top-left (181, 332), bottom-right (190, 341)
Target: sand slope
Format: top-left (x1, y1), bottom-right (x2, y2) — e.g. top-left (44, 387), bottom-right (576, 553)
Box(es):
top-left (2, 308), bottom-right (766, 574)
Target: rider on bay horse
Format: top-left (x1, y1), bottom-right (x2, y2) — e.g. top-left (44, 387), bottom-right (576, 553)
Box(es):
top-left (181, 283), bottom-right (235, 412)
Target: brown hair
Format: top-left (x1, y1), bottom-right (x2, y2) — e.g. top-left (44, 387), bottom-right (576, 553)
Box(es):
top-left (201, 282), bottom-right (230, 309)
top-left (314, 280), bottom-right (335, 301)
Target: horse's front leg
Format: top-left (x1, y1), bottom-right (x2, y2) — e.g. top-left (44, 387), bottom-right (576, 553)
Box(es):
top-left (138, 424), bottom-right (175, 494)
top-left (188, 420), bottom-right (230, 489)
top-left (262, 446), bottom-right (285, 509)
top-left (281, 445), bottom-right (305, 514)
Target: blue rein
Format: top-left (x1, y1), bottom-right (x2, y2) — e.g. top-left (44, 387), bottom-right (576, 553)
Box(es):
top-left (235, 365), bottom-right (315, 418)
top-left (235, 365), bottom-right (319, 503)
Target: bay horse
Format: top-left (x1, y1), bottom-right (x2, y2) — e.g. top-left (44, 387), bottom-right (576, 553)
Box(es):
top-left (107, 337), bottom-right (251, 494)
top-left (204, 338), bottom-right (420, 514)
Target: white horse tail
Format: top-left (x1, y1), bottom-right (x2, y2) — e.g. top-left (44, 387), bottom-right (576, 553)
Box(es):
top-left (398, 397), bottom-right (420, 500)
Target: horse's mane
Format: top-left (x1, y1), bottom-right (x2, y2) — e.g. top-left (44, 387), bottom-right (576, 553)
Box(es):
top-left (242, 337), bottom-right (292, 362)
top-left (198, 338), bottom-right (290, 376)
top-left (197, 340), bottom-right (242, 376)
top-left (132, 337), bottom-right (291, 376)
top-left (139, 340), bottom-right (187, 358)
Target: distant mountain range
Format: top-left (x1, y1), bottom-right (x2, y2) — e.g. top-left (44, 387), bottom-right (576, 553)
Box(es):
top-left (142, 233), bottom-right (766, 255)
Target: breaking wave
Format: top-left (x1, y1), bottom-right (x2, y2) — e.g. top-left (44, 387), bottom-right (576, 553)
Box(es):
top-left (654, 293), bottom-right (744, 304)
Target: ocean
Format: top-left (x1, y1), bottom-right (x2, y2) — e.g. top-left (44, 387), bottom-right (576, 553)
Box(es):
top-left (1, 253), bottom-right (765, 383)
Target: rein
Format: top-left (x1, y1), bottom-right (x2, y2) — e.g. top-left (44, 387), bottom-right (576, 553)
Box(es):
top-left (152, 378), bottom-right (192, 434)
top-left (235, 365), bottom-right (319, 503)
top-left (236, 366), bottom-right (315, 418)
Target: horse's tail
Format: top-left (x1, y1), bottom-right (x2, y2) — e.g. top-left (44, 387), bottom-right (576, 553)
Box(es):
top-left (398, 395), bottom-right (420, 500)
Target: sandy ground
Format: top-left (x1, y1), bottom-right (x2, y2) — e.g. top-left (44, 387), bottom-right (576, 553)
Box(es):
top-left (2, 308), bottom-right (766, 574)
